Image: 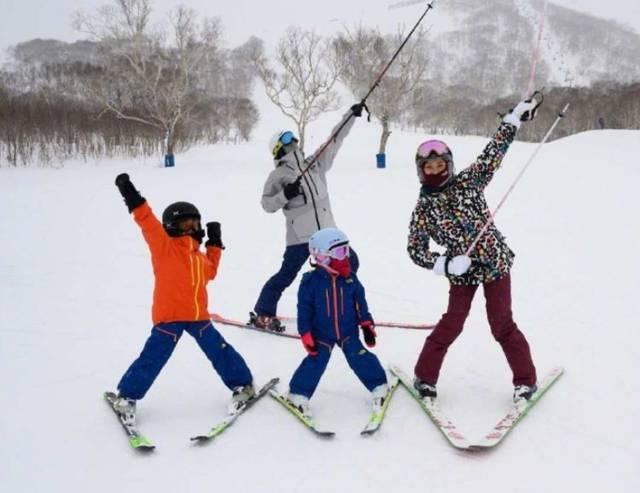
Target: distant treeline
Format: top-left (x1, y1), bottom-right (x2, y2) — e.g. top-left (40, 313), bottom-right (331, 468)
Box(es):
top-left (409, 83), bottom-right (640, 141)
top-left (0, 83), bottom-right (256, 167)
top-left (2, 76), bottom-right (639, 167)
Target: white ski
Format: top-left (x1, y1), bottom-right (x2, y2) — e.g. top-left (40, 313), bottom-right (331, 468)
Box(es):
top-left (470, 366), bottom-right (564, 449)
top-left (389, 365), bottom-right (471, 450)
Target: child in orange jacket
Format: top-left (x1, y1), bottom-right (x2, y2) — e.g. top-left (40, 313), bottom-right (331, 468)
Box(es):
top-left (111, 174), bottom-right (254, 422)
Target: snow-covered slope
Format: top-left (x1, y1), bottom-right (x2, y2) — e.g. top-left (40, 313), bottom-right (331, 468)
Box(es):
top-left (1, 112), bottom-right (639, 492)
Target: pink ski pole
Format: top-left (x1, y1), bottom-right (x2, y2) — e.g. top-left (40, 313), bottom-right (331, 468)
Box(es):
top-left (526, 0), bottom-right (547, 98)
top-left (464, 103), bottom-right (570, 257)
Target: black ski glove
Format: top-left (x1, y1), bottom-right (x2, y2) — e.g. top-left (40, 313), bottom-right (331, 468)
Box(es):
top-left (283, 177), bottom-right (302, 200)
top-left (205, 221), bottom-right (225, 249)
top-left (115, 173), bottom-right (145, 212)
top-left (351, 102), bottom-right (365, 118)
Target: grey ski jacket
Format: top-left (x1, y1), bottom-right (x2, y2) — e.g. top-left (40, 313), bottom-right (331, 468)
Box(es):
top-left (261, 110), bottom-right (356, 246)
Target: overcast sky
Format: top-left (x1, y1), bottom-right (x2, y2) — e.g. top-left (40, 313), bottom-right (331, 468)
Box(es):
top-left (1, 0), bottom-right (639, 53)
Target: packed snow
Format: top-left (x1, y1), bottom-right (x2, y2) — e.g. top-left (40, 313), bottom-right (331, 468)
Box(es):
top-left (1, 99), bottom-right (639, 492)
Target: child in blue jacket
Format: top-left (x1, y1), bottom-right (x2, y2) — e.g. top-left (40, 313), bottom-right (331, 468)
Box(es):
top-left (286, 227), bottom-right (388, 417)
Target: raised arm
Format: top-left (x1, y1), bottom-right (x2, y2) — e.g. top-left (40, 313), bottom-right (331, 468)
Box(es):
top-left (307, 104), bottom-right (363, 173)
top-left (457, 95), bottom-right (543, 190)
top-left (456, 123), bottom-right (517, 190)
top-left (115, 174), bottom-right (169, 254)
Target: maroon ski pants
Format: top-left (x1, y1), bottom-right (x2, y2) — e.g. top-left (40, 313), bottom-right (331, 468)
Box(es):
top-left (414, 273), bottom-right (536, 386)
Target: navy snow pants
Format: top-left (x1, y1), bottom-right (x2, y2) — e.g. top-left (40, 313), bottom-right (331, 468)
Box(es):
top-left (254, 243), bottom-right (360, 317)
top-left (289, 336), bottom-right (387, 398)
top-left (117, 321), bottom-right (253, 400)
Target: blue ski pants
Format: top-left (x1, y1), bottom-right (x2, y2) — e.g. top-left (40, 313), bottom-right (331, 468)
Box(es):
top-left (254, 243), bottom-right (360, 317)
top-left (288, 336), bottom-right (387, 398)
top-left (117, 321), bottom-right (253, 400)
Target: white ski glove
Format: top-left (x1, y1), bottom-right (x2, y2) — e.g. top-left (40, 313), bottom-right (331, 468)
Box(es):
top-left (433, 255), bottom-right (447, 276)
top-left (433, 255), bottom-right (472, 276)
top-left (448, 255), bottom-right (472, 276)
top-left (503, 93), bottom-right (543, 128)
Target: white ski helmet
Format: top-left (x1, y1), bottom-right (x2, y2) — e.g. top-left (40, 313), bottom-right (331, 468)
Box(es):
top-left (308, 227), bottom-right (350, 264)
top-left (269, 130), bottom-right (299, 159)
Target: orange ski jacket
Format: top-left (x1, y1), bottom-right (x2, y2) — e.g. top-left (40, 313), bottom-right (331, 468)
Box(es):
top-left (132, 202), bottom-right (222, 324)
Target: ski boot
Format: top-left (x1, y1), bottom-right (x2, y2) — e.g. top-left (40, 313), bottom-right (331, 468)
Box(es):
top-left (248, 311), bottom-right (285, 333)
top-left (414, 377), bottom-right (437, 399)
top-left (113, 395), bottom-right (137, 425)
top-left (513, 384), bottom-right (538, 402)
top-left (286, 392), bottom-right (312, 419)
top-left (228, 383), bottom-right (256, 414)
top-left (371, 383), bottom-right (389, 413)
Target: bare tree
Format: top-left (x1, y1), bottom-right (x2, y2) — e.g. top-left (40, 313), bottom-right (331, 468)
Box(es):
top-left (334, 25), bottom-right (429, 156)
top-left (73, 0), bottom-right (224, 158)
top-left (253, 28), bottom-right (341, 150)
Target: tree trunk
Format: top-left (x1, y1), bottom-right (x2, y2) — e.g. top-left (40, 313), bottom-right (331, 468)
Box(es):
top-left (298, 119), bottom-right (306, 153)
top-left (378, 116), bottom-right (392, 155)
top-left (166, 130), bottom-right (175, 156)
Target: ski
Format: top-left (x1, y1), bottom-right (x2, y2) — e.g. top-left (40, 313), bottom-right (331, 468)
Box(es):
top-left (469, 366), bottom-right (564, 450)
top-left (276, 314), bottom-right (434, 331)
top-left (269, 389), bottom-right (336, 438)
top-left (190, 377), bottom-right (280, 443)
top-left (210, 313), bottom-right (301, 339)
top-left (104, 391), bottom-right (155, 451)
top-left (360, 376), bottom-right (400, 436)
top-left (389, 365), bottom-right (471, 450)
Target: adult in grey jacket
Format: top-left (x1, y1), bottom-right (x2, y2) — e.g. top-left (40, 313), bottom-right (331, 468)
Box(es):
top-left (249, 104), bottom-right (364, 331)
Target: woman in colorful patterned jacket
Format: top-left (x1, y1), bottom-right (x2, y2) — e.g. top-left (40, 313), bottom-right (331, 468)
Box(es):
top-left (407, 97), bottom-right (541, 403)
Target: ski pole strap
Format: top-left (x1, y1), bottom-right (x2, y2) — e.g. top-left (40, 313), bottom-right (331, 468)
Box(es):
top-left (363, 101), bottom-right (371, 122)
top-left (526, 90), bottom-right (544, 120)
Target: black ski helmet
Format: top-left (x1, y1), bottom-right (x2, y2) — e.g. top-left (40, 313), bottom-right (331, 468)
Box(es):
top-left (162, 201), bottom-right (202, 238)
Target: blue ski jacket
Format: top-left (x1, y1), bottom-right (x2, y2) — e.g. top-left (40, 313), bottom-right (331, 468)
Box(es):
top-left (297, 267), bottom-right (372, 344)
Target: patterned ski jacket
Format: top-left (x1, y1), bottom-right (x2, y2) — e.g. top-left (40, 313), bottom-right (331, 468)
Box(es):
top-left (407, 122), bottom-right (518, 285)
top-left (132, 202), bottom-right (222, 324)
top-left (261, 110), bottom-right (356, 246)
top-left (297, 267), bottom-right (372, 344)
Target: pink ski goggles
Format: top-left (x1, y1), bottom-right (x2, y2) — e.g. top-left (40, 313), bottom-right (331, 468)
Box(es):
top-left (314, 244), bottom-right (350, 263)
top-left (416, 140), bottom-right (450, 161)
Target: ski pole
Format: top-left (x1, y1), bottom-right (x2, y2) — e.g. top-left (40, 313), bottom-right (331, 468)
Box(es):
top-left (464, 103), bottom-right (571, 257)
top-left (526, 0), bottom-right (547, 97)
top-left (299, 0), bottom-right (438, 177)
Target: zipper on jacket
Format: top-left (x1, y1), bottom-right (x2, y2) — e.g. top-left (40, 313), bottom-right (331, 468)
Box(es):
top-left (325, 289), bottom-right (331, 317)
top-left (192, 253), bottom-right (202, 320)
top-left (331, 276), bottom-right (341, 340)
top-left (294, 152), bottom-right (321, 230)
top-left (340, 287), bottom-right (344, 315)
top-left (305, 162), bottom-right (320, 195)
top-left (188, 239), bottom-right (202, 320)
